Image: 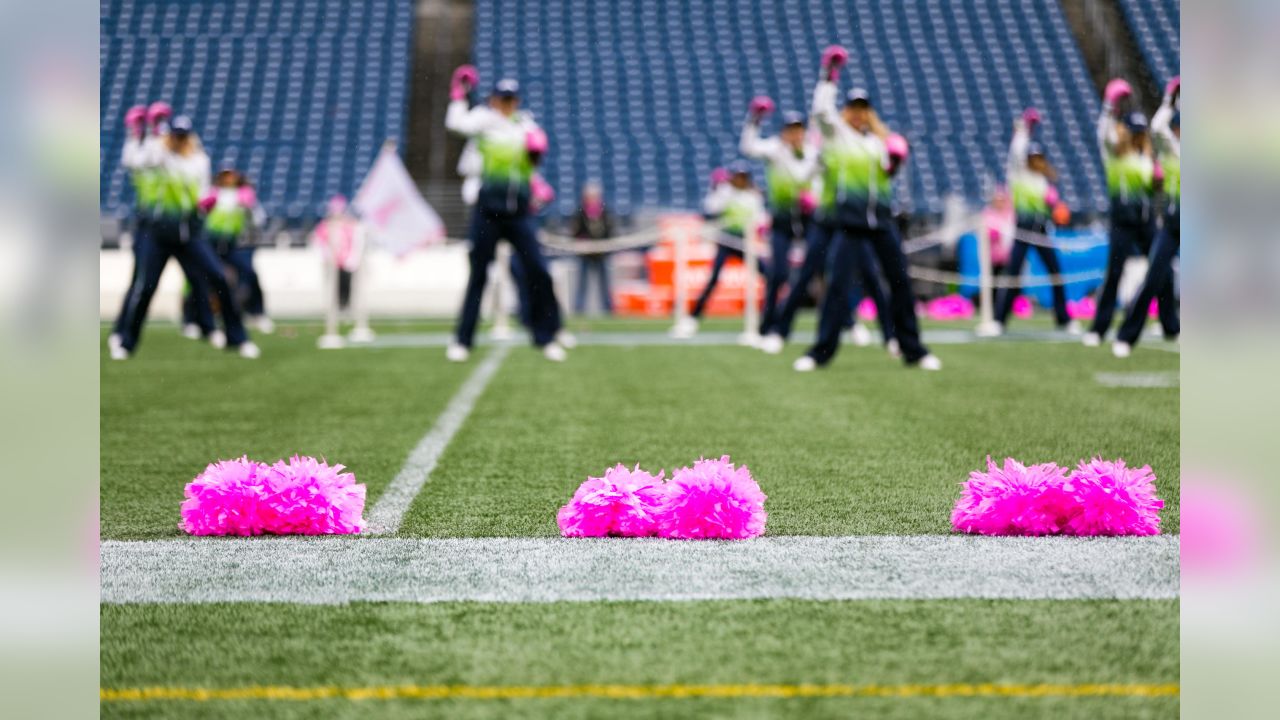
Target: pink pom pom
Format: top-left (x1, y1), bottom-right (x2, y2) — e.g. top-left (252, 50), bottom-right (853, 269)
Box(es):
top-left (1012, 295), bottom-right (1034, 319)
top-left (181, 457), bottom-right (272, 536)
top-left (1061, 458), bottom-right (1163, 536)
top-left (925, 294), bottom-right (975, 321)
top-left (180, 455), bottom-right (365, 536)
top-left (857, 296), bottom-right (878, 321)
top-left (657, 456), bottom-right (767, 540)
top-left (951, 457), bottom-right (1073, 536)
top-left (260, 455), bottom-right (367, 535)
top-left (1068, 296), bottom-right (1096, 320)
top-left (237, 186), bottom-right (257, 208)
top-left (557, 465), bottom-right (668, 537)
top-left (525, 128), bottom-right (549, 155)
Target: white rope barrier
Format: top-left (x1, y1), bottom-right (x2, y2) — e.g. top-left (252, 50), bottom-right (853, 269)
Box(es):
top-left (908, 266), bottom-right (1106, 289)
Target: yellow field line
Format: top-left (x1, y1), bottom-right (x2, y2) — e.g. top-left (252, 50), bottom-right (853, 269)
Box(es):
top-left (101, 683), bottom-right (1179, 702)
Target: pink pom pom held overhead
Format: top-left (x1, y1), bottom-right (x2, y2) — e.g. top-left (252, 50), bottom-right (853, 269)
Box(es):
top-left (1061, 458), bottom-right (1163, 536)
top-left (748, 95), bottom-right (775, 118)
top-left (951, 457), bottom-right (1073, 536)
top-left (557, 465), bottom-right (668, 537)
top-left (180, 455), bottom-right (366, 536)
top-left (657, 456), bottom-right (767, 540)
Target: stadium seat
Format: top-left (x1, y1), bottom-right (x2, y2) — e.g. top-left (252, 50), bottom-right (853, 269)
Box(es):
top-left (1115, 0), bottom-right (1180, 87)
top-left (99, 0), bottom-right (412, 227)
top-left (471, 0), bottom-right (1109, 218)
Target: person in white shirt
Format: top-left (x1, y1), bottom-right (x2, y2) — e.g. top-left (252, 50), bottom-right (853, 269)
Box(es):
top-left (677, 161), bottom-right (767, 334)
top-left (1114, 77), bottom-right (1181, 356)
top-left (112, 115), bottom-right (258, 359)
top-left (739, 100), bottom-right (819, 342)
top-left (794, 46), bottom-right (939, 372)
top-left (443, 71), bottom-right (567, 362)
top-left (993, 108), bottom-right (1075, 333)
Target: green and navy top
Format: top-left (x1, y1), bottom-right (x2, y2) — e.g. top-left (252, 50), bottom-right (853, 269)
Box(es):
top-left (703, 184), bottom-right (766, 238)
top-left (810, 81), bottom-right (895, 230)
top-left (1098, 109), bottom-right (1158, 225)
top-left (445, 100), bottom-right (541, 214)
top-left (1006, 121), bottom-right (1055, 227)
top-left (739, 123), bottom-right (818, 215)
top-left (121, 136), bottom-right (161, 218)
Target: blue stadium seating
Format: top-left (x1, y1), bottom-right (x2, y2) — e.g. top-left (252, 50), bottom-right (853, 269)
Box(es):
top-left (472, 0), bottom-right (1109, 217)
top-left (1116, 0), bottom-right (1180, 86)
top-left (100, 0), bottom-right (412, 225)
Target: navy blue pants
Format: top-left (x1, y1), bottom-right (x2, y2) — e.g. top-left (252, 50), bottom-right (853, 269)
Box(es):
top-left (774, 220), bottom-right (893, 342)
top-left (113, 219), bottom-right (152, 337)
top-left (759, 213), bottom-right (807, 335)
top-left (807, 224), bottom-right (929, 366)
top-left (456, 207), bottom-right (559, 347)
top-left (222, 246), bottom-right (266, 316)
top-left (118, 219), bottom-right (248, 352)
top-left (182, 244), bottom-right (265, 325)
top-left (995, 225), bottom-right (1070, 327)
top-left (1117, 220), bottom-right (1179, 345)
top-left (690, 241), bottom-right (768, 319)
top-left (1090, 218), bottom-right (1157, 338)
top-left (575, 256), bottom-right (613, 314)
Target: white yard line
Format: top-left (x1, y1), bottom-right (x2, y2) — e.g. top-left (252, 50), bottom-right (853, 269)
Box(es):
top-left (1094, 371), bottom-right (1179, 388)
top-left (364, 344), bottom-right (510, 534)
top-left (100, 534), bottom-right (1179, 605)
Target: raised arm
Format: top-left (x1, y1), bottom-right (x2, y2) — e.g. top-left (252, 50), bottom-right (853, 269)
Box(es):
top-left (1007, 119), bottom-right (1031, 180)
top-left (444, 64), bottom-right (490, 137)
top-left (1098, 78), bottom-right (1132, 158)
top-left (1150, 76), bottom-right (1180, 157)
top-left (812, 45), bottom-right (848, 139)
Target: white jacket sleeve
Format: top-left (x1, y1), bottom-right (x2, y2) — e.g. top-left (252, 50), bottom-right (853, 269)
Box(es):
top-left (1150, 99), bottom-right (1178, 158)
top-left (702, 185), bottom-right (732, 215)
top-left (811, 80), bottom-right (840, 139)
top-left (739, 122), bottom-right (779, 160)
top-left (1097, 108), bottom-right (1119, 159)
top-left (445, 100), bottom-right (493, 137)
top-left (121, 137), bottom-right (147, 170)
top-left (1007, 120), bottom-right (1030, 182)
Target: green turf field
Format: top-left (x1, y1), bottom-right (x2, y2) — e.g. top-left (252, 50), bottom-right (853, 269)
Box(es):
top-left (100, 317), bottom-right (1180, 718)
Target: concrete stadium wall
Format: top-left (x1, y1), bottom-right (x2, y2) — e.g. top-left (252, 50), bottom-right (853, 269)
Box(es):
top-left (100, 245), bottom-right (472, 320)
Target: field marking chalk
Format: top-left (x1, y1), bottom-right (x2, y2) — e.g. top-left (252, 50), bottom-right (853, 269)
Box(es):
top-left (364, 344), bottom-right (510, 534)
top-left (101, 534), bottom-right (1180, 604)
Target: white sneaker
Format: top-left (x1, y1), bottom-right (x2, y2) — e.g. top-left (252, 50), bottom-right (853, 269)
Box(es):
top-left (445, 343), bottom-right (470, 362)
top-left (317, 334), bottom-right (346, 350)
top-left (1065, 320), bottom-right (1083, 335)
top-left (917, 354), bottom-right (943, 371)
top-left (348, 325), bottom-right (376, 343)
top-left (1112, 341), bottom-right (1132, 359)
top-left (107, 333), bottom-right (123, 352)
top-left (1081, 331), bottom-right (1101, 347)
top-left (181, 323), bottom-right (202, 340)
top-left (670, 316), bottom-right (699, 339)
top-left (792, 355), bottom-right (817, 372)
top-left (208, 329), bottom-right (228, 349)
top-left (759, 334), bottom-right (785, 355)
top-left (253, 316), bottom-right (276, 334)
top-left (542, 342), bottom-right (568, 362)
top-left (238, 341), bottom-right (261, 359)
top-left (555, 330), bottom-right (578, 349)
top-left (886, 338), bottom-right (902, 358)
top-left (849, 324), bottom-right (873, 347)
top-left (974, 321), bottom-right (1003, 338)
top-left (109, 345), bottom-right (129, 361)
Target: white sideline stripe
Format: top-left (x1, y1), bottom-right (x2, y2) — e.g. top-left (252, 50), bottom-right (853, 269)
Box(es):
top-left (1094, 371), bottom-right (1179, 388)
top-left (350, 329), bottom-right (1121, 349)
top-left (364, 345), bottom-right (510, 534)
top-left (99, 535), bottom-right (1179, 604)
